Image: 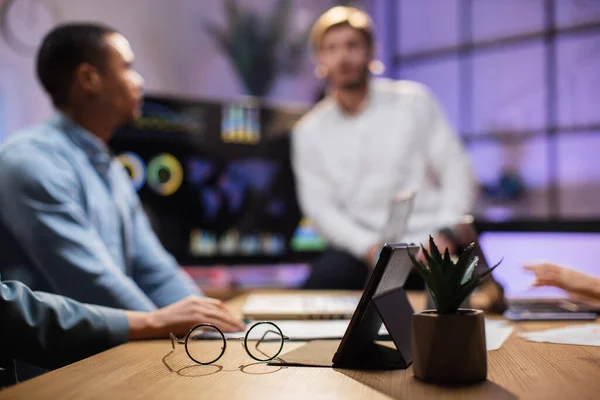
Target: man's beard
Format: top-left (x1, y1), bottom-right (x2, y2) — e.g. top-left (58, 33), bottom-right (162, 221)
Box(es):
top-left (339, 65), bottom-right (369, 91)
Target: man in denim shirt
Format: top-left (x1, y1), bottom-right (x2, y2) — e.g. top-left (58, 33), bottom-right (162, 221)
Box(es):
top-left (0, 23), bottom-right (244, 329)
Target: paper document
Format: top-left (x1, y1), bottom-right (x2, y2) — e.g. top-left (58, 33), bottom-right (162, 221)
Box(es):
top-left (519, 323), bottom-right (600, 346)
top-left (485, 320), bottom-right (514, 351)
top-left (207, 318), bottom-right (514, 349)
top-left (379, 319), bottom-right (513, 351)
top-left (252, 320), bottom-right (350, 340)
top-left (214, 320), bottom-right (352, 341)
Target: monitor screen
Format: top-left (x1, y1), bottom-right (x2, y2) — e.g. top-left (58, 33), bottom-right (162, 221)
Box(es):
top-left (478, 231), bottom-right (600, 299)
top-left (110, 96), bottom-right (326, 265)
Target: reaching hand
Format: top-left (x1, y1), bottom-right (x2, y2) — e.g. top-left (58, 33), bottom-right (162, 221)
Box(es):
top-left (523, 263), bottom-right (600, 300)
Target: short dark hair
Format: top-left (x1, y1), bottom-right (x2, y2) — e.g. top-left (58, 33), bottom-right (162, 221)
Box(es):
top-left (36, 23), bottom-right (118, 107)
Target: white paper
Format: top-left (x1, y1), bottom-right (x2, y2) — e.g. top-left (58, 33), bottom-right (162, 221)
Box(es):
top-left (485, 320), bottom-right (514, 351)
top-left (519, 324), bottom-right (600, 347)
top-left (207, 319), bottom-right (514, 350)
top-left (248, 320), bottom-right (350, 340)
top-left (192, 320), bottom-right (351, 341)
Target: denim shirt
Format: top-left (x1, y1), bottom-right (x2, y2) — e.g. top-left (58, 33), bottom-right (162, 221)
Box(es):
top-left (0, 275), bottom-right (129, 388)
top-left (0, 112), bottom-right (201, 311)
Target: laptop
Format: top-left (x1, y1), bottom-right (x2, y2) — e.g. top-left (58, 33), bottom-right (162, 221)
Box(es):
top-left (477, 224), bottom-right (600, 320)
top-left (242, 292), bottom-right (360, 320)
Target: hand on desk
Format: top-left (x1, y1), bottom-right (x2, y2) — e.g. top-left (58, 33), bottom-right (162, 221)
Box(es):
top-left (126, 296), bottom-right (246, 340)
top-left (524, 263), bottom-right (600, 301)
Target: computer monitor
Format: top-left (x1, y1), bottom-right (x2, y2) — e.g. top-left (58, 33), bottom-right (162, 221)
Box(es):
top-left (110, 95), bottom-right (326, 265)
top-left (477, 222), bottom-right (600, 300)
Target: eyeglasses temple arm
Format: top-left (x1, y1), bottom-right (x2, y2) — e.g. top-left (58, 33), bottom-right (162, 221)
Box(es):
top-left (170, 333), bottom-right (185, 349)
top-left (255, 330), bottom-right (288, 349)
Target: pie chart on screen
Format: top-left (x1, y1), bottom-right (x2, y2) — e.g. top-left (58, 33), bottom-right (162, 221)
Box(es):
top-left (117, 152), bottom-right (146, 191)
top-left (147, 153), bottom-right (183, 196)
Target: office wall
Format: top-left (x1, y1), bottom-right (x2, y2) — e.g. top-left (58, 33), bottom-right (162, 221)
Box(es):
top-left (374, 0), bottom-right (600, 219)
top-left (0, 0), bottom-right (183, 138)
top-left (0, 0), bottom-right (330, 139)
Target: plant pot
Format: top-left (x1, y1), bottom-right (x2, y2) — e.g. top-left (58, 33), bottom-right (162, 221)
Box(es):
top-left (411, 309), bottom-right (487, 384)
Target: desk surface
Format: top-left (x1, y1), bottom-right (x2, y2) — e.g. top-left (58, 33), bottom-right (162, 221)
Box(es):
top-left (2, 291), bottom-right (600, 400)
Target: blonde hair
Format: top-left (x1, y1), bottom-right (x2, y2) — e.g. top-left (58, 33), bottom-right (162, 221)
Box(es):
top-left (310, 6), bottom-right (374, 53)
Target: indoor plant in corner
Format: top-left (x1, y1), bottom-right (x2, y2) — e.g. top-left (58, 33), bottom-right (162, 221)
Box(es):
top-left (408, 237), bottom-right (501, 384)
top-left (204, 0), bottom-right (310, 98)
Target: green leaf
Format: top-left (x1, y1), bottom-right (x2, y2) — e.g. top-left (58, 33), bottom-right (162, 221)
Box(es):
top-left (455, 242), bottom-right (475, 270)
top-left (460, 257), bottom-right (478, 285)
top-left (407, 248), bottom-right (429, 280)
top-left (447, 275), bottom-right (485, 312)
top-left (447, 260), bottom-right (502, 311)
top-left (474, 259), bottom-right (502, 283)
top-left (442, 247), bottom-right (453, 278)
top-left (446, 243), bottom-right (475, 292)
top-left (420, 245), bottom-right (446, 304)
top-left (410, 235), bottom-right (503, 314)
top-left (428, 235), bottom-right (444, 266)
top-left (407, 248), bottom-right (439, 309)
top-left (447, 278), bottom-right (480, 312)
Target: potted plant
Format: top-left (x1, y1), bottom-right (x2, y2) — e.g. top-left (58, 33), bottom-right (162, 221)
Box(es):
top-left (407, 236), bottom-right (501, 384)
top-left (203, 0), bottom-right (310, 98)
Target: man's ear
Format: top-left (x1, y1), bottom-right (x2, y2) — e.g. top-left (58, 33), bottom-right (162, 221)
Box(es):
top-left (74, 63), bottom-right (102, 95)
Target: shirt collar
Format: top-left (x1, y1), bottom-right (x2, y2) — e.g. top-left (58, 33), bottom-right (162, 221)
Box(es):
top-left (329, 82), bottom-right (372, 118)
top-left (50, 111), bottom-right (114, 174)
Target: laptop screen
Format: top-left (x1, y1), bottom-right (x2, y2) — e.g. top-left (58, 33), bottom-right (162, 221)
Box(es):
top-left (478, 231), bottom-right (600, 300)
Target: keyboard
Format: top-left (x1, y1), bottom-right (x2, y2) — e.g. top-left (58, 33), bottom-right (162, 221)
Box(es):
top-left (504, 301), bottom-right (598, 321)
top-left (300, 295), bottom-right (360, 314)
top-left (242, 294), bottom-right (360, 320)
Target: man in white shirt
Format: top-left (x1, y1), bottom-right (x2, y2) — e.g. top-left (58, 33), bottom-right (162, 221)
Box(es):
top-left (292, 6), bottom-right (477, 289)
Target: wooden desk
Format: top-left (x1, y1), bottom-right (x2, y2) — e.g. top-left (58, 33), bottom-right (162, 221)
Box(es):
top-left (2, 291), bottom-right (600, 400)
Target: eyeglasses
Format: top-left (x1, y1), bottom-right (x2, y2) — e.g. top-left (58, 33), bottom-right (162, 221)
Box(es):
top-left (170, 321), bottom-right (289, 365)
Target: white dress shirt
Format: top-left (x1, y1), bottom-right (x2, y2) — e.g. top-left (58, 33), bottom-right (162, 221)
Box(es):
top-left (292, 78), bottom-right (477, 259)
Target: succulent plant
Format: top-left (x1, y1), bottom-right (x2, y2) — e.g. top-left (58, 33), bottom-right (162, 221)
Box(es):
top-left (408, 236), bottom-right (501, 315)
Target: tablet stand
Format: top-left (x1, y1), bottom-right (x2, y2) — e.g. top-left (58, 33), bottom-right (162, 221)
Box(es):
top-left (333, 287), bottom-right (414, 370)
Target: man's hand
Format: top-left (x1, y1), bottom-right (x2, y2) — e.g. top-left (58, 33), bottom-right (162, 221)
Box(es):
top-left (363, 243), bottom-right (383, 268)
top-left (126, 296), bottom-right (246, 340)
top-left (416, 234), bottom-right (456, 263)
top-left (523, 263), bottom-right (599, 299)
